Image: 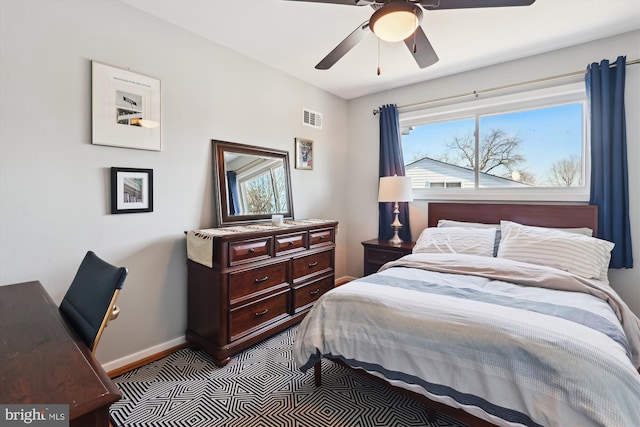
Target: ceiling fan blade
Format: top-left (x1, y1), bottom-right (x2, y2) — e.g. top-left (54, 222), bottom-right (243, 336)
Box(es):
top-left (315, 22), bottom-right (371, 70)
top-left (404, 26), bottom-right (439, 69)
top-left (286, 0), bottom-right (376, 6)
top-left (421, 0), bottom-right (535, 9)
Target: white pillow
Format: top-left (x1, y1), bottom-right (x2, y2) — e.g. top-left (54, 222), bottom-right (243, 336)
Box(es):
top-left (413, 227), bottom-right (497, 257)
top-left (437, 219), bottom-right (594, 257)
top-left (437, 220), bottom-right (498, 229)
top-left (497, 220), bottom-right (613, 281)
top-left (438, 219), bottom-right (501, 256)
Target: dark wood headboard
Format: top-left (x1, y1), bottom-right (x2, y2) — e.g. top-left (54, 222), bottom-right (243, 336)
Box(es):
top-left (428, 203), bottom-right (598, 237)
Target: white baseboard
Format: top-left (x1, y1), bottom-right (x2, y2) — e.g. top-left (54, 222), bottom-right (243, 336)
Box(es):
top-left (102, 335), bottom-right (187, 372)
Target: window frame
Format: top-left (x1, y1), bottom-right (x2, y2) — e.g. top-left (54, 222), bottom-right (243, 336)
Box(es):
top-left (400, 82), bottom-right (589, 202)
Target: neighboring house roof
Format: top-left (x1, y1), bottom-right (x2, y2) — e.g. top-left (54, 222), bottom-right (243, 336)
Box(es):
top-left (405, 157), bottom-right (530, 189)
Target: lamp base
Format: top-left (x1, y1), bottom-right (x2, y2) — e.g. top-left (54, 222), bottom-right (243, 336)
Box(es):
top-left (388, 202), bottom-right (404, 245)
top-left (388, 230), bottom-right (403, 245)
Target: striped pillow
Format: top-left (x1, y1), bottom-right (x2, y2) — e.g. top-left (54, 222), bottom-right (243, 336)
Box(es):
top-left (497, 220), bottom-right (614, 280)
top-left (413, 227), bottom-right (496, 257)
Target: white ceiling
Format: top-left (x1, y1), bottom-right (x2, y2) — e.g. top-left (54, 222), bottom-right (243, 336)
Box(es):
top-left (121, 0), bottom-right (640, 100)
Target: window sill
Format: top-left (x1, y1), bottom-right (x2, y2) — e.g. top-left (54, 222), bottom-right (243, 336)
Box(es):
top-left (412, 187), bottom-right (590, 203)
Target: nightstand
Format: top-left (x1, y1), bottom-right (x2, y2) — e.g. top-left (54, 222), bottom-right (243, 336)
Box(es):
top-left (362, 239), bottom-right (415, 276)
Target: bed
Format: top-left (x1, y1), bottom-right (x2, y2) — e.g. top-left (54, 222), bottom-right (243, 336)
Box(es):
top-left (293, 203), bottom-right (640, 427)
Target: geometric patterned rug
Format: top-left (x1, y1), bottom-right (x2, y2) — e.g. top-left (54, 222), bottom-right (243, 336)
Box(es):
top-left (110, 326), bottom-right (469, 427)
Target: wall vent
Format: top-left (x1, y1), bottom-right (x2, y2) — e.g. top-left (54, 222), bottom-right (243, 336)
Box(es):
top-left (302, 108), bottom-right (322, 129)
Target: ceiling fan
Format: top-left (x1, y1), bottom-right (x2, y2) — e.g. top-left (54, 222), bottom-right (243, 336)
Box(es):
top-left (290, 0), bottom-right (536, 71)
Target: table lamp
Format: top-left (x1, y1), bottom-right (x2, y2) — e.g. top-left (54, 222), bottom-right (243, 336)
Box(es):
top-left (378, 175), bottom-right (413, 244)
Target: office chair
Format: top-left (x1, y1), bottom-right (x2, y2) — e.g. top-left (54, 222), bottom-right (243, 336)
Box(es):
top-left (59, 251), bottom-right (128, 354)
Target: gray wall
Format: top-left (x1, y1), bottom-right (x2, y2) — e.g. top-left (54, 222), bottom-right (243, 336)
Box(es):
top-left (0, 0), bottom-right (349, 368)
top-left (345, 30), bottom-right (640, 316)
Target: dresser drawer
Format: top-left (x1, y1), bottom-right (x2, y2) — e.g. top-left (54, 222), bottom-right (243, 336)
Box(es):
top-left (275, 232), bottom-right (307, 255)
top-left (228, 261), bottom-right (288, 304)
top-left (228, 237), bottom-right (272, 265)
top-left (292, 275), bottom-right (334, 314)
top-left (310, 228), bottom-right (334, 248)
top-left (229, 290), bottom-right (288, 341)
top-left (292, 250), bottom-right (333, 281)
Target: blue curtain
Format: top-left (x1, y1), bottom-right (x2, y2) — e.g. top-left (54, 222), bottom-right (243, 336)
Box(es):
top-left (586, 56), bottom-right (633, 268)
top-left (226, 171), bottom-right (240, 215)
top-left (378, 104), bottom-right (411, 242)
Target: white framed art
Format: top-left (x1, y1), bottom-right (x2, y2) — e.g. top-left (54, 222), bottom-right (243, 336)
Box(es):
top-left (92, 61), bottom-right (161, 151)
top-left (295, 137), bottom-right (313, 170)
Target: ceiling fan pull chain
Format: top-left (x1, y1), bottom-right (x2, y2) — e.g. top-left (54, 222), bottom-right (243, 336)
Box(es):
top-left (413, 30), bottom-right (417, 53)
top-left (377, 37), bottom-right (381, 75)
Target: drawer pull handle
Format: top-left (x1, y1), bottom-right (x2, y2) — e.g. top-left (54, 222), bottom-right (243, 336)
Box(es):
top-left (310, 288), bottom-right (320, 295)
top-left (308, 261), bottom-right (319, 268)
top-left (255, 309), bottom-right (269, 316)
top-left (248, 248), bottom-right (255, 253)
top-left (319, 235), bottom-right (325, 240)
top-left (289, 241), bottom-right (295, 246)
top-left (254, 276), bottom-right (269, 283)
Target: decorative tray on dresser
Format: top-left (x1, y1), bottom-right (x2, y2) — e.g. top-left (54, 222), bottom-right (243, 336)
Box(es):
top-left (186, 219), bottom-right (338, 365)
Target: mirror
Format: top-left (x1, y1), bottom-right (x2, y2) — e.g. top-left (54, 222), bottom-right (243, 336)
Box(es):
top-left (212, 139), bottom-right (294, 227)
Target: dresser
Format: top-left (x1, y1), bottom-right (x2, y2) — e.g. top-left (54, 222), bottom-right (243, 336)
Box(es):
top-left (186, 220), bottom-right (338, 365)
top-left (362, 238), bottom-right (415, 276)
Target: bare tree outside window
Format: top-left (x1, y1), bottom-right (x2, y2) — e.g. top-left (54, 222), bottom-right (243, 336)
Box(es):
top-left (242, 166), bottom-right (288, 214)
top-left (433, 129), bottom-right (535, 184)
top-left (547, 156), bottom-right (582, 187)
top-left (273, 167), bottom-right (287, 211)
top-left (245, 172), bottom-right (276, 214)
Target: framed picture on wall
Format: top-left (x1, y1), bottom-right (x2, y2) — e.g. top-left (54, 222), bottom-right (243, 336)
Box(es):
top-left (110, 167), bottom-right (154, 214)
top-left (295, 137), bottom-right (313, 170)
top-left (92, 61), bottom-right (162, 151)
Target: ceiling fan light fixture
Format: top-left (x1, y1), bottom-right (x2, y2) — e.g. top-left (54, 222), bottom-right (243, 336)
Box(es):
top-left (370, 2), bottom-right (423, 43)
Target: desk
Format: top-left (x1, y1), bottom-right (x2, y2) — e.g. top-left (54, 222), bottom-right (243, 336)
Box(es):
top-left (0, 281), bottom-right (121, 427)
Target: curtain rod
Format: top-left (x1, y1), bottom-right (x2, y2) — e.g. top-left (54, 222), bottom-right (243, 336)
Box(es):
top-left (372, 58), bottom-right (640, 115)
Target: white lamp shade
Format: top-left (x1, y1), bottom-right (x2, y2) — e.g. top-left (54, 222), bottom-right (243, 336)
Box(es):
top-left (378, 176), bottom-right (413, 203)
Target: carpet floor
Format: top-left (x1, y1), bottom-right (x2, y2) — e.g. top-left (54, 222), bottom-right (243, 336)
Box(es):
top-left (110, 326), bottom-right (469, 427)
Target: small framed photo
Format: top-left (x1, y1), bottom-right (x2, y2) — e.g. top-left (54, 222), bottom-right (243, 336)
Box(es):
top-left (295, 137), bottom-right (313, 170)
top-left (110, 167), bottom-right (153, 214)
top-left (92, 61), bottom-right (161, 151)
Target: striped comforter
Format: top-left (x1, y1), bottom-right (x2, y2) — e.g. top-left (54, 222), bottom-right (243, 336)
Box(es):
top-left (293, 253), bottom-right (640, 427)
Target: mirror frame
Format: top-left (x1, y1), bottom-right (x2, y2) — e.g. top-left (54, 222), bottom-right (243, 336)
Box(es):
top-left (212, 139), bottom-right (294, 227)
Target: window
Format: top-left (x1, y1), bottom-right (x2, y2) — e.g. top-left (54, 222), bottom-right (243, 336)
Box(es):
top-left (235, 159), bottom-right (288, 214)
top-left (400, 83), bottom-right (588, 202)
